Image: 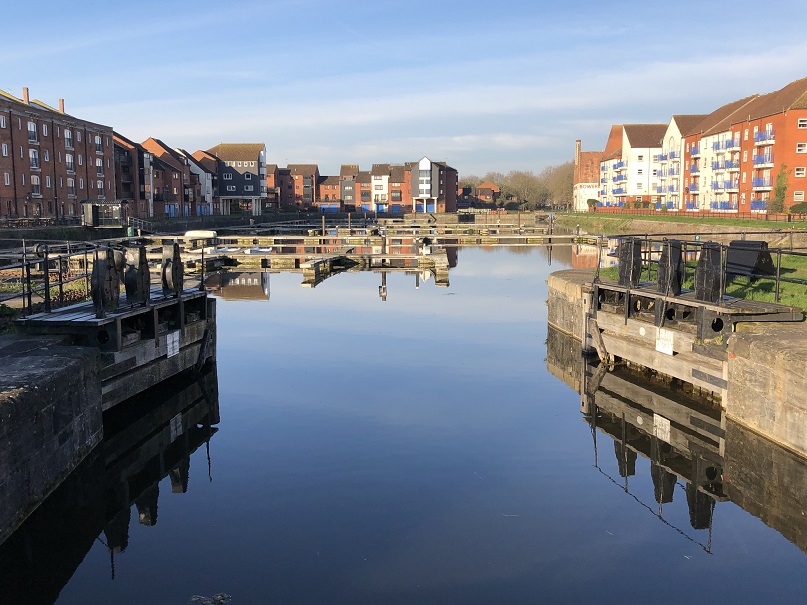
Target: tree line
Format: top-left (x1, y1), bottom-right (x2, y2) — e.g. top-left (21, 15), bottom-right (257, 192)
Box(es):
top-left (460, 162), bottom-right (574, 210)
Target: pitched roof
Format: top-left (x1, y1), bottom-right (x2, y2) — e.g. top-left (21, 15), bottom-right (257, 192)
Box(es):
top-left (288, 164), bottom-right (319, 175)
top-left (191, 150), bottom-right (219, 173)
top-left (206, 143), bottom-right (265, 162)
top-left (741, 76), bottom-right (807, 122)
top-left (623, 124), bottom-right (666, 148)
top-left (356, 171), bottom-right (371, 184)
top-left (477, 181), bottom-right (500, 192)
top-left (687, 95), bottom-right (758, 137)
top-left (602, 125), bottom-right (623, 158)
top-left (371, 163), bottom-right (390, 176)
top-left (672, 114), bottom-right (708, 135)
top-left (320, 175), bottom-right (340, 185)
top-left (113, 131), bottom-right (141, 150)
top-left (266, 163), bottom-right (278, 173)
top-left (340, 164), bottom-right (359, 177)
top-left (177, 148), bottom-right (211, 173)
top-left (389, 165), bottom-right (405, 182)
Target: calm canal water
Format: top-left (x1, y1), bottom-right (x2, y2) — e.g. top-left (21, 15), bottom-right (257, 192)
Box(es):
top-left (4, 246), bottom-right (807, 604)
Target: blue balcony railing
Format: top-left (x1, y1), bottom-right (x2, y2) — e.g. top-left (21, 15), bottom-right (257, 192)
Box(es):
top-left (669, 151), bottom-right (678, 160)
top-left (599, 189), bottom-right (606, 196)
top-left (613, 161), bottom-right (625, 170)
top-left (658, 154), bottom-right (669, 162)
top-left (658, 170), bottom-right (667, 178)
top-left (710, 201), bottom-right (737, 210)
top-left (689, 183), bottom-right (699, 192)
top-left (601, 165), bottom-right (607, 172)
top-left (754, 130), bottom-right (775, 143)
top-left (690, 165), bottom-right (699, 173)
top-left (600, 178), bottom-right (606, 184)
top-left (690, 145), bottom-right (700, 156)
top-left (724, 181), bottom-right (739, 190)
top-left (752, 177), bottom-right (772, 188)
top-left (712, 141), bottom-right (723, 151)
top-left (753, 154), bottom-right (774, 165)
top-left (656, 186), bottom-right (664, 193)
top-left (612, 187), bottom-right (626, 195)
top-left (711, 181), bottom-right (722, 190)
top-left (669, 167), bottom-right (678, 176)
top-left (750, 200), bottom-right (767, 211)
top-left (726, 160), bottom-right (739, 170)
top-left (725, 139), bottom-right (739, 150)
top-left (686, 202), bottom-right (697, 209)
top-left (668, 185), bottom-right (679, 193)
top-left (711, 161), bottom-right (721, 170)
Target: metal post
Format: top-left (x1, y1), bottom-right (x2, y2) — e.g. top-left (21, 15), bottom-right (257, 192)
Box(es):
top-left (58, 255), bottom-right (64, 306)
top-left (84, 249), bottom-right (90, 299)
top-left (43, 246), bottom-right (51, 313)
top-left (199, 241), bottom-right (205, 291)
top-left (775, 248), bottom-right (782, 303)
top-left (25, 262), bottom-right (33, 314)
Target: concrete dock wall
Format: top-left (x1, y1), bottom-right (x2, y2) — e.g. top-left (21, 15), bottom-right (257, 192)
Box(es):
top-left (547, 268), bottom-right (807, 459)
top-left (0, 336), bottom-right (102, 545)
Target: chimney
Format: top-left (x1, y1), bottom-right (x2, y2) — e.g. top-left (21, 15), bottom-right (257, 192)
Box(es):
top-left (22, 87), bottom-right (29, 104)
top-left (59, 98), bottom-right (65, 113)
top-left (575, 139), bottom-right (581, 167)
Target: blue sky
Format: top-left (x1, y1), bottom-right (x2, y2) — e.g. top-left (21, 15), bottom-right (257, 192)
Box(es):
top-left (3, 0), bottom-right (805, 177)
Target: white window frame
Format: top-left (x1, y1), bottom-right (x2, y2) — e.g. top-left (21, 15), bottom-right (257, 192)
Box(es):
top-left (798, 143), bottom-right (807, 154)
top-left (3, 173), bottom-right (9, 186)
top-left (795, 167), bottom-right (806, 178)
top-left (222, 173), bottom-right (233, 180)
top-left (0, 115), bottom-right (5, 128)
top-left (226, 185), bottom-right (236, 192)
top-left (794, 191), bottom-right (805, 202)
top-left (1, 143), bottom-right (6, 157)
top-left (244, 172), bottom-right (252, 180)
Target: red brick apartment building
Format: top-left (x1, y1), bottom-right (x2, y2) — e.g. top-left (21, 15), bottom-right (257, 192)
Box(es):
top-left (584, 76), bottom-right (807, 214)
top-left (1, 88), bottom-right (114, 220)
top-left (572, 139), bottom-right (602, 211)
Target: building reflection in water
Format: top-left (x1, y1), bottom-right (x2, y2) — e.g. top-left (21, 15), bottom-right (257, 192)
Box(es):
top-left (546, 324), bottom-right (807, 556)
top-left (0, 365), bottom-right (220, 604)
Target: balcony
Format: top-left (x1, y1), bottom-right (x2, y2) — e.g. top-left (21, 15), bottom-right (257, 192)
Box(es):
top-left (754, 130), bottom-right (775, 145)
top-left (752, 177), bottom-right (773, 189)
top-left (724, 181), bottom-right (739, 191)
top-left (612, 187), bottom-right (626, 195)
top-left (711, 181), bottom-right (723, 190)
top-left (669, 151), bottom-right (678, 160)
top-left (600, 178), bottom-right (606, 184)
top-left (599, 189), bottom-right (606, 196)
top-left (657, 170), bottom-right (667, 179)
top-left (612, 161), bottom-right (625, 170)
top-left (689, 183), bottom-right (699, 192)
top-left (612, 174), bottom-right (626, 182)
top-left (712, 161), bottom-right (722, 171)
top-left (656, 186), bottom-right (664, 193)
top-left (712, 141), bottom-right (723, 152)
top-left (690, 165), bottom-right (700, 174)
top-left (658, 153), bottom-right (669, 163)
top-left (601, 165), bottom-right (607, 172)
top-left (686, 201), bottom-right (698, 210)
top-left (727, 160), bottom-right (740, 172)
top-left (725, 139), bottom-right (740, 151)
top-left (750, 199), bottom-right (767, 211)
top-left (753, 154), bottom-right (774, 167)
top-left (710, 201), bottom-right (738, 211)
top-left (669, 167), bottom-right (679, 176)
top-left (668, 185), bottom-right (679, 193)
top-left (690, 145), bottom-right (701, 157)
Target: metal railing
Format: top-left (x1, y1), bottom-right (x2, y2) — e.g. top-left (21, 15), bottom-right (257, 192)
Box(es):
top-left (599, 231), bottom-right (807, 304)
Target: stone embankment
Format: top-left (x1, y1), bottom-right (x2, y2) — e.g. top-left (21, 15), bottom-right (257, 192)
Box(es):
top-left (547, 269), bottom-right (807, 458)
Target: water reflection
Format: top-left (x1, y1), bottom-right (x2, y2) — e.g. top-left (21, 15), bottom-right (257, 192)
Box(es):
top-left (0, 367), bottom-right (220, 604)
top-left (547, 325), bottom-right (807, 555)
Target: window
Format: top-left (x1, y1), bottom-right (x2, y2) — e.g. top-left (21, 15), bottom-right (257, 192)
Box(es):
top-left (637, 182), bottom-right (644, 189)
top-left (244, 185), bottom-right (254, 191)
top-left (637, 169), bottom-right (643, 175)
top-left (64, 129), bottom-right (73, 148)
top-left (45, 176), bottom-right (51, 188)
top-left (373, 175), bottom-right (382, 180)
top-left (798, 143), bottom-right (807, 154)
top-left (245, 173), bottom-right (252, 180)
top-left (96, 158), bottom-right (103, 176)
top-left (795, 191), bottom-right (805, 202)
top-left (66, 154), bottom-right (74, 172)
top-left (30, 175), bottom-right (41, 196)
top-left (97, 180), bottom-right (104, 191)
top-left (796, 167), bottom-right (806, 178)
top-left (76, 131), bottom-right (81, 142)
top-left (744, 129), bottom-right (749, 140)
top-left (344, 185), bottom-right (353, 190)
top-left (79, 178), bottom-right (84, 190)
top-left (637, 155), bottom-right (644, 161)
top-left (28, 121), bottom-right (37, 142)
top-left (78, 155), bottom-right (82, 166)
top-left (29, 149), bottom-right (40, 169)
top-left (43, 149), bottom-right (49, 162)
top-left (743, 150), bottom-right (748, 162)
top-left (226, 185), bottom-right (236, 192)
top-left (1, 143), bottom-right (6, 157)
top-left (344, 195), bottom-right (353, 201)
top-left (94, 135), bottom-right (102, 153)
top-left (3, 173), bottom-right (9, 186)
top-left (799, 119), bottom-right (807, 129)
top-left (222, 173), bottom-right (232, 180)
top-left (43, 123), bottom-right (48, 137)
top-left (374, 184), bottom-right (383, 190)
top-left (652, 169), bottom-right (657, 176)
top-left (0, 115), bottom-right (5, 128)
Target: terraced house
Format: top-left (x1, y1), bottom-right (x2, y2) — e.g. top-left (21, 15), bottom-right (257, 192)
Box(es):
top-left (1, 87), bottom-right (114, 220)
